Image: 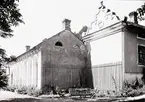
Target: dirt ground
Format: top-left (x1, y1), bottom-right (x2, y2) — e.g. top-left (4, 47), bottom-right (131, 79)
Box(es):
top-left (0, 90), bottom-right (118, 102)
top-left (0, 90), bottom-right (145, 102)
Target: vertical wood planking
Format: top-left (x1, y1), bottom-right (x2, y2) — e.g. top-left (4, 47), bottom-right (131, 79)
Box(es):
top-left (92, 62), bottom-right (123, 91)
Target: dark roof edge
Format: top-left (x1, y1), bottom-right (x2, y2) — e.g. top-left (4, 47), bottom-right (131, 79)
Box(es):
top-left (84, 21), bottom-right (145, 38)
top-left (124, 21), bottom-right (145, 29)
top-left (82, 21), bottom-right (145, 42)
top-left (9, 30), bottom-right (67, 63)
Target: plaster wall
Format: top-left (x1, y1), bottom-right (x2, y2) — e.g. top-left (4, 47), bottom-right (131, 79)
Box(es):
top-left (90, 32), bottom-right (123, 66)
top-left (124, 30), bottom-right (145, 73)
top-left (89, 32), bottom-right (123, 90)
top-left (41, 30), bottom-right (93, 89)
top-left (124, 73), bottom-right (142, 82)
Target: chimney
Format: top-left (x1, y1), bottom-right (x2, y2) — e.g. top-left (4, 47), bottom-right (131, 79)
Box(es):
top-left (25, 45), bottom-right (30, 51)
top-left (129, 11), bottom-right (138, 24)
top-left (42, 38), bottom-right (47, 42)
top-left (62, 19), bottom-right (71, 31)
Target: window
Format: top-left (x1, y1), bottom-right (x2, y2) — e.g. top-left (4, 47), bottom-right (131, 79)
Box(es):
top-left (138, 45), bottom-right (145, 65)
top-left (55, 41), bottom-right (63, 47)
top-left (138, 33), bottom-right (145, 39)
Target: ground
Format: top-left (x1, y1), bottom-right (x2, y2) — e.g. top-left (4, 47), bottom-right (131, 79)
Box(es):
top-left (0, 90), bottom-right (145, 102)
top-left (0, 90), bottom-right (40, 102)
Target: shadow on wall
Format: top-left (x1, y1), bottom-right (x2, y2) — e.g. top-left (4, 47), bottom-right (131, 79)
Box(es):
top-left (80, 43), bottom-right (94, 89)
top-left (80, 68), bottom-right (94, 88)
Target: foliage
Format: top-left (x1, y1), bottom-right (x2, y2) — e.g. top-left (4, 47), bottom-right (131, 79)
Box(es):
top-left (0, 0), bottom-right (24, 38)
top-left (91, 78), bottom-right (145, 98)
top-left (124, 77), bottom-right (143, 89)
top-left (4, 85), bottom-right (70, 97)
top-left (26, 87), bottom-right (42, 97)
top-left (4, 85), bottom-right (43, 97)
top-left (142, 67), bottom-right (145, 83)
top-left (121, 86), bottom-right (145, 97)
top-left (0, 49), bottom-right (16, 88)
top-left (122, 77), bottom-right (144, 97)
top-left (0, 69), bottom-right (8, 88)
top-left (42, 84), bottom-right (54, 94)
top-left (41, 85), bottom-right (67, 95)
top-left (0, 0), bottom-right (23, 88)
top-left (111, 75), bottom-right (117, 92)
top-left (3, 85), bottom-right (17, 92)
top-left (134, 3), bottom-right (145, 21)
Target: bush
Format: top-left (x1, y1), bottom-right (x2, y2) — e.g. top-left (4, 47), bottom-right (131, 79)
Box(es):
top-left (42, 84), bottom-right (53, 94)
top-left (142, 68), bottom-right (145, 83)
top-left (26, 87), bottom-right (42, 97)
top-left (16, 86), bottom-right (28, 94)
top-left (4, 85), bottom-right (42, 97)
top-left (3, 85), bottom-right (17, 92)
top-left (124, 77), bottom-right (143, 90)
top-left (41, 85), bottom-right (64, 95)
top-left (0, 69), bottom-right (8, 88)
top-left (122, 77), bottom-right (144, 97)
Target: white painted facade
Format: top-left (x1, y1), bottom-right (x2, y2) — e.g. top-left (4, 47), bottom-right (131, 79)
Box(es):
top-left (8, 51), bottom-right (42, 89)
top-left (90, 32), bottom-right (123, 65)
top-left (83, 22), bottom-right (124, 90)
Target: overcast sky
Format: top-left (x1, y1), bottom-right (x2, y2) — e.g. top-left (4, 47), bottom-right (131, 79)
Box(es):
top-left (0, 0), bottom-right (144, 56)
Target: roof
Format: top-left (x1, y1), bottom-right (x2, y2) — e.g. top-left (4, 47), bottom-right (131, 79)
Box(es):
top-left (15, 30), bottom-right (66, 60)
top-left (10, 29), bottom-right (84, 63)
top-left (82, 20), bottom-right (145, 42)
top-left (124, 21), bottom-right (145, 34)
top-left (10, 20), bottom-right (145, 62)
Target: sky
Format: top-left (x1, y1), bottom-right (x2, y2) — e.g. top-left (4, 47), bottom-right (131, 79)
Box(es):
top-left (0, 0), bottom-right (145, 56)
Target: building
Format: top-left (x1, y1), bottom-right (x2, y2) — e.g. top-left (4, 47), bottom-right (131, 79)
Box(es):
top-left (7, 19), bottom-right (93, 90)
top-left (82, 13), bottom-right (145, 91)
top-left (8, 12), bottom-right (145, 92)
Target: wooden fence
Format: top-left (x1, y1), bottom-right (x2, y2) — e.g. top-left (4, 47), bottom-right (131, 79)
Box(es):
top-left (92, 62), bottom-right (123, 91)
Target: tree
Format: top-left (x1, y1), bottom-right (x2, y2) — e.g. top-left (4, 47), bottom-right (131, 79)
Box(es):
top-left (0, 0), bottom-right (24, 38)
top-left (0, 0), bottom-right (24, 88)
top-left (0, 69), bottom-right (8, 88)
top-left (134, 3), bottom-right (145, 21)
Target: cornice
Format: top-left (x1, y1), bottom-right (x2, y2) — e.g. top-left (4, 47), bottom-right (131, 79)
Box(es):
top-left (82, 21), bottom-right (123, 42)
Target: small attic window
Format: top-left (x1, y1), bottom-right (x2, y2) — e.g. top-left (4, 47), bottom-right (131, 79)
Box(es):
top-left (55, 41), bottom-right (63, 47)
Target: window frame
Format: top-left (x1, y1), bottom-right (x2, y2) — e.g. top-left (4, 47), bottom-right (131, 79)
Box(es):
top-left (137, 44), bottom-right (145, 66)
top-left (137, 33), bottom-right (145, 40)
